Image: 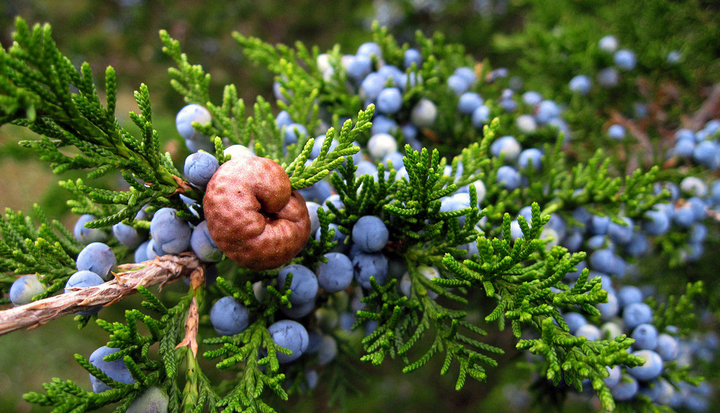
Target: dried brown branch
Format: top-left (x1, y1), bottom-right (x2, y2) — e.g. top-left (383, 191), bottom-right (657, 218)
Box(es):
top-left (176, 296), bottom-right (200, 357)
top-left (608, 110), bottom-right (655, 167)
top-left (0, 253), bottom-right (202, 336)
top-left (685, 83), bottom-right (720, 131)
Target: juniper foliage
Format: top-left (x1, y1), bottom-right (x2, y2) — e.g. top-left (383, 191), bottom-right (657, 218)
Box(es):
top-left (0, 15), bottom-right (710, 413)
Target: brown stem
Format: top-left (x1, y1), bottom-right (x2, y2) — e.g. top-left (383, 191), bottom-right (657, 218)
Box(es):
top-left (0, 254), bottom-right (201, 336)
top-left (608, 110), bottom-right (655, 167)
top-left (685, 83), bottom-right (720, 131)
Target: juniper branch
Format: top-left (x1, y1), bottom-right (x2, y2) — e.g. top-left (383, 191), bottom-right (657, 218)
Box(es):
top-left (0, 253), bottom-right (201, 335)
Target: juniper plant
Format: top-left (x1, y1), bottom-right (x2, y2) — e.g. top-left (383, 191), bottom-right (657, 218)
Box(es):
top-left (0, 15), bottom-right (712, 413)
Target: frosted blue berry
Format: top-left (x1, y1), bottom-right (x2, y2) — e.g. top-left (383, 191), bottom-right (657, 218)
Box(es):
top-left (112, 222), bottom-right (145, 249)
top-left (223, 144), bottom-right (255, 160)
top-left (601, 322), bottom-right (624, 340)
top-left (360, 72), bottom-right (385, 102)
top-left (515, 114), bottom-right (538, 134)
top-left (687, 197), bottom-right (707, 220)
top-left (692, 140), bottom-right (719, 168)
top-left (590, 248), bottom-right (616, 274)
top-left (680, 176), bottom-right (708, 197)
top-left (281, 299), bottom-right (316, 319)
top-left (276, 110), bottom-right (293, 130)
top-left (618, 285), bottom-right (643, 308)
top-left (268, 320), bottom-right (309, 363)
top-left (357, 42), bottom-right (382, 59)
top-left (323, 194), bottom-right (345, 212)
top-left (598, 293), bottom-right (620, 320)
top-left (632, 324), bottom-right (659, 350)
top-left (370, 115), bottom-right (398, 135)
top-left (298, 180), bottom-right (333, 204)
top-left (346, 55), bottom-right (372, 82)
top-left (9, 274), bottom-right (45, 306)
top-left (352, 216), bottom-right (389, 253)
top-left (410, 98), bottom-right (438, 128)
top-left (176, 104), bottom-right (211, 141)
top-left (675, 138), bottom-right (695, 157)
top-left (453, 67), bottom-right (476, 85)
top-left (624, 302), bottom-right (653, 329)
top-left (470, 105), bottom-right (490, 128)
top-left (628, 350), bottom-right (663, 381)
top-left (535, 100), bottom-right (560, 124)
top-left (608, 217), bottom-right (633, 245)
top-left (676, 128), bottom-right (695, 141)
top-left (74, 214), bottom-right (108, 245)
top-left (88, 346), bottom-right (136, 392)
top-left (496, 166), bottom-right (521, 190)
top-left (522, 91), bottom-right (542, 106)
top-left (376, 87), bottom-right (403, 114)
top-left (378, 65), bottom-right (406, 89)
top-left (597, 67), bottom-right (619, 87)
top-left (134, 240), bottom-right (151, 263)
top-left (316, 252), bottom-right (354, 293)
top-left (490, 136), bottom-right (521, 163)
top-left (306, 202), bottom-right (321, 235)
top-left (608, 124), bottom-right (626, 140)
top-left (563, 231), bottom-right (584, 253)
top-left (569, 75), bottom-right (591, 95)
top-left (610, 375), bottom-right (639, 401)
top-left (673, 204), bottom-right (695, 227)
top-left (146, 239), bottom-right (169, 260)
top-left (65, 270), bottom-right (104, 292)
top-left (184, 151), bottom-right (219, 187)
top-left (76, 242), bottom-right (117, 281)
top-left (643, 209), bottom-right (670, 236)
top-left (447, 74), bottom-right (470, 95)
top-left (604, 366), bottom-right (622, 388)
top-left (352, 251), bottom-right (388, 289)
top-left (284, 123), bottom-right (307, 146)
top-left (598, 35), bottom-right (619, 53)
top-left (656, 333), bottom-right (679, 361)
top-left (689, 223), bottom-right (707, 244)
top-left (190, 221), bottom-right (222, 262)
top-left (458, 92), bottom-right (484, 115)
top-left (382, 151), bottom-right (405, 170)
top-left (563, 312), bottom-right (587, 334)
top-left (705, 119), bottom-right (720, 135)
top-left (499, 98), bottom-right (517, 113)
top-left (150, 208), bottom-right (191, 254)
top-left (403, 48), bottom-right (422, 69)
top-left (518, 148), bottom-right (542, 170)
top-left (367, 133), bottom-right (398, 161)
top-left (614, 49), bottom-right (636, 71)
top-left (576, 324), bottom-right (601, 341)
top-left (278, 264), bottom-right (318, 305)
top-left (210, 296), bottom-right (249, 336)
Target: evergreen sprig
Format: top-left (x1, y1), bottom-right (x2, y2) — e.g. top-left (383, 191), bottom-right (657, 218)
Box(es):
top-left (0, 205), bottom-right (79, 300)
top-left (357, 272), bottom-right (504, 390)
top-left (202, 322), bottom-right (289, 413)
top-left (518, 317), bottom-right (643, 412)
top-left (23, 288), bottom-right (196, 412)
top-left (0, 18), bottom-right (194, 229)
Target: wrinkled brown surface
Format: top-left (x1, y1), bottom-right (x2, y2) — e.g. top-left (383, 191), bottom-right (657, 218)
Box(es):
top-left (204, 157), bottom-right (311, 270)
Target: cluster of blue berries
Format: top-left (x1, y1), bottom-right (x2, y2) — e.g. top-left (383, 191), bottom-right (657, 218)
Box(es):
top-left (172, 35), bottom-right (719, 407)
top-left (670, 120), bottom-right (720, 169)
top-left (37, 31), bottom-right (714, 410)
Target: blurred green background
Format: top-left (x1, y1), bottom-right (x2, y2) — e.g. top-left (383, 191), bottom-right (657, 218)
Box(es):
top-left (1, 0), bottom-right (719, 411)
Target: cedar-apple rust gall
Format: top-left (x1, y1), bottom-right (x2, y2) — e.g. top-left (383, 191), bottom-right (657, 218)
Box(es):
top-left (203, 157), bottom-right (311, 270)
